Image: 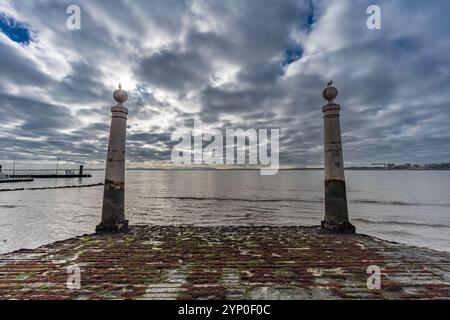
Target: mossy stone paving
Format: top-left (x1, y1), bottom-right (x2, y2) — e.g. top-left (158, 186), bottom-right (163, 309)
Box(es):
top-left (0, 226), bottom-right (449, 300)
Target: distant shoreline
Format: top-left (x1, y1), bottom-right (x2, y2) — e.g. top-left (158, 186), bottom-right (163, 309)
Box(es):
top-left (4, 168), bottom-right (450, 173)
top-left (85, 168), bottom-right (450, 171)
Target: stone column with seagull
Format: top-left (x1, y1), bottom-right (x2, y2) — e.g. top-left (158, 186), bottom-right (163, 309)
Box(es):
top-left (96, 84), bottom-right (129, 233)
top-left (321, 81), bottom-right (355, 234)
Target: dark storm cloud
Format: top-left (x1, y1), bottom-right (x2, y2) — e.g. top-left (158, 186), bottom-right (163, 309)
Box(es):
top-left (0, 40), bottom-right (51, 87)
top-left (0, 93), bottom-right (81, 160)
top-left (136, 49), bottom-right (212, 92)
top-left (51, 61), bottom-right (113, 104)
top-left (0, 94), bottom-right (72, 132)
top-left (1, 0), bottom-right (450, 166)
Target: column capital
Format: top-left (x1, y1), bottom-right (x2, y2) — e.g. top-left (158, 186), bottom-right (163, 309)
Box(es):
top-left (323, 102), bottom-right (341, 113)
top-left (111, 105), bottom-right (129, 115)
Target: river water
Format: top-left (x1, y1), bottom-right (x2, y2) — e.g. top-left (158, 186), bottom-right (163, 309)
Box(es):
top-left (0, 170), bottom-right (449, 254)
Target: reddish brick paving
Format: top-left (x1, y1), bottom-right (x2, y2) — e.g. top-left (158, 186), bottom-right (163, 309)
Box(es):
top-left (0, 226), bottom-right (449, 300)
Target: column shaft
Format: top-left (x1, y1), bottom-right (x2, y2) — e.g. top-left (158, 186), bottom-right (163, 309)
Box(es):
top-left (96, 105), bottom-right (129, 233)
top-left (321, 100), bottom-right (355, 234)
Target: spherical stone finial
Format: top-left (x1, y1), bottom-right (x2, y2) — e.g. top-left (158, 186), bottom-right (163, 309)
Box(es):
top-left (113, 83), bottom-right (128, 105)
top-left (323, 80), bottom-right (338, 102)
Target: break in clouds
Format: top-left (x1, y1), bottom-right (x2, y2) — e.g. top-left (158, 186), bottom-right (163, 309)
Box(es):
top-left (1, 0), bottom-right (450, 167)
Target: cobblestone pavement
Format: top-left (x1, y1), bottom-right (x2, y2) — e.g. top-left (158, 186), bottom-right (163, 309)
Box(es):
top-left (0, 226), bottom-right (449, 300)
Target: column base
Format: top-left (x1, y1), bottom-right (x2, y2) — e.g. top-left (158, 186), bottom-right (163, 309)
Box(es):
top-left (96, 219), bottom-right (129, 234)
top-left (321, 220), bottom-right (356, 234)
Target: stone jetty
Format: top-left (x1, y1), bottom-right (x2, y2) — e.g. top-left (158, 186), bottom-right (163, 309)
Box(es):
top-left (0, 226), bottom-right (448, 300)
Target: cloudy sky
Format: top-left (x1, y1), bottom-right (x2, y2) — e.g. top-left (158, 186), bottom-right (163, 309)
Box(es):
top-left (1, 0), bottom-right (450, 168)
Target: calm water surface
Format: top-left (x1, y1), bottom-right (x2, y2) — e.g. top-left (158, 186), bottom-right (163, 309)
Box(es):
top-left (0, 170), bottom-right (449, 254)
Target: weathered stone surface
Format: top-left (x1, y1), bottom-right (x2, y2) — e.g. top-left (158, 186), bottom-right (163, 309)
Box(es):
top-left (98, 86), bottom-right (129, 233)
top-left (0, 226), bottom-right (448, 300)
top-left (322, 83), bottom-right (354, 233)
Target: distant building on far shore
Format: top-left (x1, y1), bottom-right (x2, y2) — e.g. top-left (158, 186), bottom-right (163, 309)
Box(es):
top-left (348, 163), bottom-right (450, 170)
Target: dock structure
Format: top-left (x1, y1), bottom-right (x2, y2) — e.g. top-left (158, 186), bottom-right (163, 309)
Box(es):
top-left (1, 165), bottom-right (90, 179)
top-left (0, 179), bottom-right (34, 184)
top-left (0, 226), bottom-right (449, 300)
top-left (96, 85), bottom-right (129, 234)
top-left (9, 174), bottom-right (91, 179)
top-left (321, 82), bottom-right (355, 234)
top-left (0, 165), bottom-right (34, 183)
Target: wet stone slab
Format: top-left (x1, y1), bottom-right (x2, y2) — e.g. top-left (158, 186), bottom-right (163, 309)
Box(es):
top-left (0, 226), bottom-right (449, 300)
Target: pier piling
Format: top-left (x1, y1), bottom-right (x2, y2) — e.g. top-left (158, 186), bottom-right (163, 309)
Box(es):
top-left (321, 81), bottom-right (355, 234)
top-left (96, 85), bottom-right (129, 233)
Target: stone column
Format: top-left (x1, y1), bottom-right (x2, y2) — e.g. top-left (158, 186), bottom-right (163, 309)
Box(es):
top-left (321, 81), bottom-right (355, 234)
top-left (96, 85), bottom-right (129, 233)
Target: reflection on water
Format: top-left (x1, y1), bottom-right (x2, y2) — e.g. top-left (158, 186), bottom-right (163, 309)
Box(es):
top-left (0, 170), bottom-right (449, 253)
